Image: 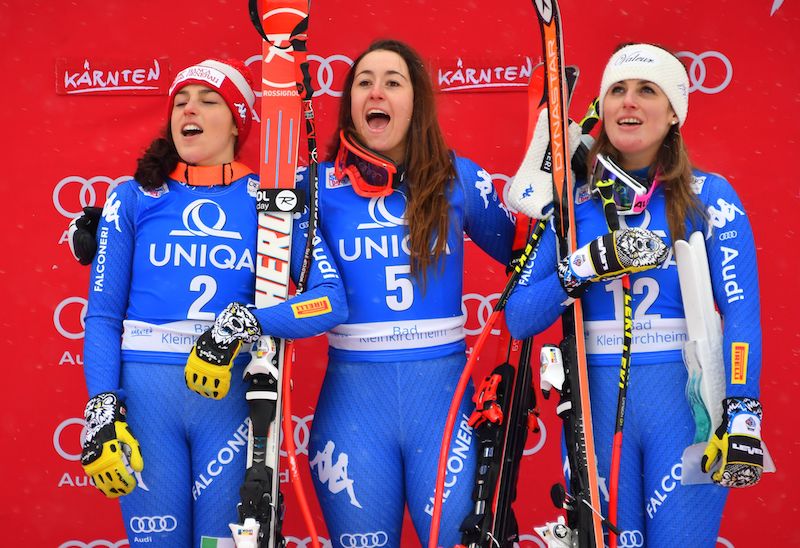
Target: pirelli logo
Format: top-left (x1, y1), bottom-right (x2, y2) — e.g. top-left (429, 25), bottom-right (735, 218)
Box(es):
top-left (291, 296), bottom-right (332, 318)
top-left (731, 342), bottom-right (749, 385)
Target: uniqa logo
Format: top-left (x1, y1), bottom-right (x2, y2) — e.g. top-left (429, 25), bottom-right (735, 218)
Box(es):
top-left (168, 199), bottom-right (243, 239)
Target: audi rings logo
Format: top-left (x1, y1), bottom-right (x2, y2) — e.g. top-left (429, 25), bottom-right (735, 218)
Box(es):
top-left (58, 540), bottom-right (129, 548)
top-left (280, 414), bottom-right (313, 457)
top-left (53, 417), bottom-right (86, 461)
top-left (53, 175), bottom-right (130, 218)
top-left (617, 530), bottom-right (645, 548)
top-left (246, 53), bottom-right (353, 99)
top-left (309, 54), bottom-right (354, 97)
top-left (339, 531), bottom-right (389, 548)
top-left (54, 296), bottom-right (88, 340)
top-left (462, 292), bottom-right (501, 336)
top-left (676, 51), bottom-right (733, 94)
top-left (129, 515), bottom-right (177, 534)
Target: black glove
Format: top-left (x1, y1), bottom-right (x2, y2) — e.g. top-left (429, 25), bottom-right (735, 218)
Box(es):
top-left (701, 397), bottom-right (764, 487)
top-left (68, 206), bottom-right (103, 265)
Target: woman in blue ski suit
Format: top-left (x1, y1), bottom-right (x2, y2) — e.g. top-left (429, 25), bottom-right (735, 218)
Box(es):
top-left (296, 40), bottom-right (516, 547)
top-left (78, 58), bottom-right (346, 547)
top-left (506, 43), bottom-right (765, 547)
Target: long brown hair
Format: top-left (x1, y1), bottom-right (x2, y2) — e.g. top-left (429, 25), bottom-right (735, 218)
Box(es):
top-left (589, 45), bottom-right (705, 242)
top-left (328, 39), bottom-right (455, 282)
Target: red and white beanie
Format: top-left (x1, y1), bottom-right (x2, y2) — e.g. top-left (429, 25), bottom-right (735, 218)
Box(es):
top-left (168, 59), bottom-right (256, 147)
top-left (599, 44), bottom-right (690, 127)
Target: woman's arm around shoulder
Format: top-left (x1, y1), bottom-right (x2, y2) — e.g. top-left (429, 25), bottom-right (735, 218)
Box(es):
top-left (249, 165), bottom-right (348, 340)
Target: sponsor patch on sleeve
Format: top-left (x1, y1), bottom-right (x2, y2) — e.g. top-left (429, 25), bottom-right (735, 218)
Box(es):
top-left (291, 296), bottom-right (332, 318)
top-left (731, 342), bottom-right (749, 385)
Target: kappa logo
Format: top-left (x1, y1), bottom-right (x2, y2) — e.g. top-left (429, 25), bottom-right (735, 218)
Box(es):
top-left (475, 169), bottom-right (495, 208)
top-left (169, 199), bottom-right (243, 239)
top-left (707, 198), bottom-right (744, 237)
top-left (309, 440), bottom-right (362, 508)
top-left (356, 191), bottom-right (408, 229)
top-left (103, 192), bottom-right (122, 232)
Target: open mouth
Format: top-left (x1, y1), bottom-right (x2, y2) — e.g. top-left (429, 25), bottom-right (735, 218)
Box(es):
top-left (366, 109), bottom-right (390, 130)
top-left (618, 117), bottom-right (642, 126)
top-left (181, 123), bottom-right (203, 137)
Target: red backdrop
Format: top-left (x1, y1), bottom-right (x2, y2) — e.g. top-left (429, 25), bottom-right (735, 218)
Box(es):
top-left (3, 0), bottom-right (798, 546)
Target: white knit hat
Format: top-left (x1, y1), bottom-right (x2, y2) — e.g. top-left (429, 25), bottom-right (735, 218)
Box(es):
top-left (598, 44), bottom-right (690, 127)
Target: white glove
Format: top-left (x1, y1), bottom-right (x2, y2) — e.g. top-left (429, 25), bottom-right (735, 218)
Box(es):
top-left (507, 109), bottom-right (584, 219)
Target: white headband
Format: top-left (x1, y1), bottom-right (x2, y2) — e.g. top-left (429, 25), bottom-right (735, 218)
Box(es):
top-left (598, 44), bottom-right (690, 126)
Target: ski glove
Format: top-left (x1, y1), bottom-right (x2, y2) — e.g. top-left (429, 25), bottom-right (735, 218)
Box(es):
top-left (185, 302), bottom-right (262, 399)
top-left (701, 397), bottom-right (764, 488)
top-left (507, 108), bottom-right (586, 220)
top-left (557, 227), bottom-right (669, 298)
top-left (67, 206), bottom-right (103, 265)
top-left (81, 392), bottom-right (143, 498)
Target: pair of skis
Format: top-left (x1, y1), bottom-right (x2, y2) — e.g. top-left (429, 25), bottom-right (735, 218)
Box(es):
top-left (429, 2), bottom-right (609, 547)
top-left (231, 1), bottom-right (319, 547)
top-left (532, 1), bottom-right (609, 546)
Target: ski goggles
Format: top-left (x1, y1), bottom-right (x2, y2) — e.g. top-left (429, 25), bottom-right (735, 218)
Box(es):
top-left (591, 153), bottom-right (658, 216)
top-left (334, 130), bottom-right (398, 198)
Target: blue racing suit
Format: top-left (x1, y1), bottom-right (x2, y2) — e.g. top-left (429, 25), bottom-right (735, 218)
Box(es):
top-left (301, 155), bottom-right (515, 547)
top-left (83, 163), bottom-right (347, 547)
top-left (506, 169), bottom-right (761, 547)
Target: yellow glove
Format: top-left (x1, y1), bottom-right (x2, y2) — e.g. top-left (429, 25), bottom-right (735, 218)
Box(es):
top-left (185, 303), bottom-right (261, 399)
top-left (701, 397), bottom-right (764, 488)
top-left (81, 392), bottom-right (143, 498)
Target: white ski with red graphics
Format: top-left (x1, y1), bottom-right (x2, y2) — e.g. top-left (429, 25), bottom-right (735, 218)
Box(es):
top-left (230, 1), bottom-right (310, 547)
top-left (532, 1), bottom-right (605, 546)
